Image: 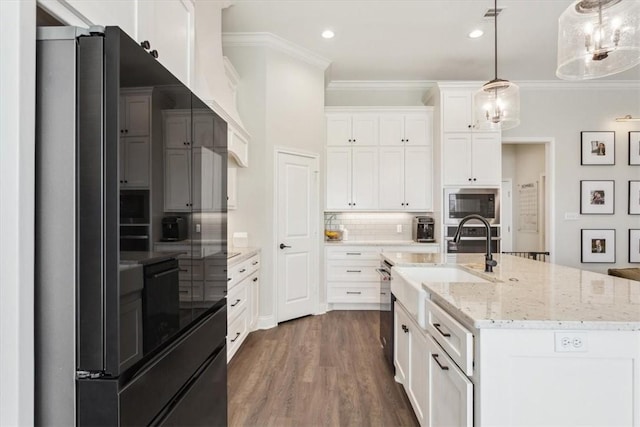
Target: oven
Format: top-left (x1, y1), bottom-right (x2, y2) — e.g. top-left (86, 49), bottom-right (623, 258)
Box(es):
top-left (444, 188), bottom-right (500, 225)
top-left (377, 259), bottom-right (394, 370)
top-left (445, 225), bottom-right (501, 253)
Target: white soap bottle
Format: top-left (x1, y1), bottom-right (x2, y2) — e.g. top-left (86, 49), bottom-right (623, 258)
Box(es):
top-left (342, 227), bottom-right (349, 241)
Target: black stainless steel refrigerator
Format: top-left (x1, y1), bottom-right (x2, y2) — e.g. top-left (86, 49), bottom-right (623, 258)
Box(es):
top-left (35, 26), bottom-right (228, 426)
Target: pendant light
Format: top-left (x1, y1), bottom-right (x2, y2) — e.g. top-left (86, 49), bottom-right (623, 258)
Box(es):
top-left (556, 0), bottom-right (640, 80)
top-left (474, 0), bottom-right (520, 131)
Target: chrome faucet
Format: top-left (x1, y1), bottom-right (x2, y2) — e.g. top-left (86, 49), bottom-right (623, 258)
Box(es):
top-left (453, 214), bottom-right (498, 273)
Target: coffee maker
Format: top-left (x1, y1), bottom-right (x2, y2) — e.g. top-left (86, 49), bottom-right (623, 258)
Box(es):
top-left (412, 216), bottom-right (435, 243)
top-left (161, 216), bottom-right (187, 241)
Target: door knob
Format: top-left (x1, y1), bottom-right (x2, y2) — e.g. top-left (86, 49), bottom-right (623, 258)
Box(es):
top-left (279, 243), bottom-right (291, 249)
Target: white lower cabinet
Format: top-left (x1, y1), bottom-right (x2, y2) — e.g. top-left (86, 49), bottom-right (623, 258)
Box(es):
top-left (395, 301), bottom-right (472, 427)
top-left (227, 252), bottom-right (261, 362)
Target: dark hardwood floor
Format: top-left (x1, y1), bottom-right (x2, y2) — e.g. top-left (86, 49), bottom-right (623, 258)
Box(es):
top-left (228, 310), bottom-right (419, 427)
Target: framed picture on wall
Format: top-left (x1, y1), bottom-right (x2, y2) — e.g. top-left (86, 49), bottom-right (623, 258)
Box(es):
top-left (581, 229), bottom-right (616, 263)
top-left (581, 131), bottom-right (615, 165)
top-left (580, 180), bottom-right (614, 214)
top-left (630, 229), bottom-right (640, 263)
top-left (629, 181), bottom-right (640, 214)
top-left (630, 131), bottom-right (640, 165)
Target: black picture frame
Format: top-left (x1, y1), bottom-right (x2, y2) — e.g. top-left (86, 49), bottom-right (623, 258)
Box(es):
top-left (630, 229), bottom-right (640, 263)
top-left (630, 131), bottom-right (640, 165)
top-left (581, 229), bottom-right (616, 263)
top-left (580, 180), bottom-right (615, 214)
top-left (580, 131), bottom-right (615, 165)
top-left (629, 181), bottom-right (640, 215)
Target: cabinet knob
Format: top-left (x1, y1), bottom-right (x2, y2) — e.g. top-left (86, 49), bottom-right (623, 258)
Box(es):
top-left (120, 129), bottom-right (124, 134)
top-left (140, 40), bottom-right (150, 50)
top-left (473, 178), bottom-right (477, 181)
top-left (468, 124), bottom-right (472, 129)
top-left (150, 50), bottom-right (159, 59)
top-left (402, 324), bottom-right (409, 333)
top-left (468, 178), bottom-right (472, 181)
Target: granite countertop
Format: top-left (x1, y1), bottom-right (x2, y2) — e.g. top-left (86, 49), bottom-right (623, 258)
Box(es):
top-left (120, 251), bottom-right (184, 265)
top-left (390, 252), bottom-right (640, 331)
top-left (325, 240), bottom-right (438, 246)
top-left (382, 251), bottom-right (442, 266)
top-left (227, 247), bottom-right (260, 267)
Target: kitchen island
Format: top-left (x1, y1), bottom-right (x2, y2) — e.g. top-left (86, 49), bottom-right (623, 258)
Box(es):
top-left (385, 252), bottom-right (640, 427)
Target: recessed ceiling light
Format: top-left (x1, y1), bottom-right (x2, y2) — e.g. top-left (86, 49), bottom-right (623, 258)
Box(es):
top-left (322, 29), bottom-right (335, 39)
top-left (468, 29), bottom-right (484, 38)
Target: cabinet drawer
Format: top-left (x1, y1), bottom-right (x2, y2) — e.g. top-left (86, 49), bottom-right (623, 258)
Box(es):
top-left (179, 281), bottom-right (204, 302)
top-left (326, 247), bottom-right (381, 260)
top-left (227, 282), bottom-right (248, 323)
top-left (228, 254), bottom-right (260, 289)
top-left (179, 260), bottom-right (204, 281)
top-left (327, 260), bottom-right (379, 281)
top-left (204, 281), bottom-right (225, 301)
top-left (227, 308), bottom-right (248, 361)
top-left (327, 285), bottom-right (381, 303)
top-left (204, 258), bottom-right (226, 281)
top-left (425, 299), bottom-right (473, 376)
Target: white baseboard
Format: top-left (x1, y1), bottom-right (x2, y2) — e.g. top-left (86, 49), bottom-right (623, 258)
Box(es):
top-left (327, 303), bottom-right (385, 311)
top-left (256, 315), bottom-right (277, 330)
top-left (316, 303), bottom-right (328, 314)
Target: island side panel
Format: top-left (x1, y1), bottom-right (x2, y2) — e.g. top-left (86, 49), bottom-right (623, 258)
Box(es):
top-left (476, 328), bottom-right (640, 427)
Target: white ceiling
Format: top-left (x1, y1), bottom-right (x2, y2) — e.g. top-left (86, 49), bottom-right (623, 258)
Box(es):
top-left (222, 0), bottom-right (640, 83)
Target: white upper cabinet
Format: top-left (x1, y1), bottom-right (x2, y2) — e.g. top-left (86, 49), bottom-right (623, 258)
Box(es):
top-left (380, 113), bottom-right (432, 146)
top-left (137, 0), bottom-right (195, 88)
top-left (442, 91), bottom-right (475, 132)
top-left (164, 148), bottom-right (191, 211)
top-left (326, 113), bottom-right (379, 146)
top-left (163, 111), bottom-right (191, 149)
top-left (119, 137), bottom-right (150, 188)
top-left (119, 93), bottom-right (151, 137)
top-left (325, 107), bottom-right (433, 211)
top-left (442, 133), bottom-right (501, 186)
top-left (192, 114), bottom-right (215, 148)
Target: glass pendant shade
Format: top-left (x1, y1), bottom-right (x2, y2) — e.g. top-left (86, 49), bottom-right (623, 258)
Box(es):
top-left (557, 0), bottom-right (640, 80)
top-left (474, 79), bottom-right (521, 130)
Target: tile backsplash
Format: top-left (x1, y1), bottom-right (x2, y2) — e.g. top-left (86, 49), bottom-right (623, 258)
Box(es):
top-left (324, 212), bottom-right (425, 241)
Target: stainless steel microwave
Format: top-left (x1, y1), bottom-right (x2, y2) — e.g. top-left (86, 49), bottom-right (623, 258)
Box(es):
top-left (444, 188), bottom-right (500, 225)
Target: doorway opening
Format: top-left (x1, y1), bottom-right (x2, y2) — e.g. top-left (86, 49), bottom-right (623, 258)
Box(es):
top-left (501, 138), bottom-right (555, 262)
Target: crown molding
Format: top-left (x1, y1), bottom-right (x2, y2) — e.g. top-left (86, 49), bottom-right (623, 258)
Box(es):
top-left (326, 80), bottom-right (437, 91)
top-left (325, 79), bottom-right (640, 91)
top-left (325, 106), bottom-right (433, 113)
top-left (222, 32), bottom-right (331, 70)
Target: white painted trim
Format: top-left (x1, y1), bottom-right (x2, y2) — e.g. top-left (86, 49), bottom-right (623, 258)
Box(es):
top-left (222, 32), bottom-right (331, 70)
top-left (325, 79), bottom-right (640, 92)
top-left (273, 147), bottom-right (321, 324)
top-left (501, 137), bottom-right (556, 264)
top-left (37, 0), bottom-right (92, 27)
top-left (1, 1), bottom-right (36, 425)
top-left (223, 56), bottom-right (241, 87)
top-left (325, 106), bottom-right (433, 113)
top-left (256, 315), bottom-right (277, 330)
top-left (326, 80), bottom-right (437, 91)
top-left (181, 0), bottom-right (196, 90)
top-left (501, 178), bottom-right (514, 252)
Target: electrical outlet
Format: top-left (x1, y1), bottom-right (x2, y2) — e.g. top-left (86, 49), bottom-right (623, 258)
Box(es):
top-left (396, 224), bottom-right (402, 233)
top-left (564, 212), bottom-right (580, 220)
top-left (195, 224), bottom-right (201, 233)
top-left (554, 332), bottom-right (587, 352)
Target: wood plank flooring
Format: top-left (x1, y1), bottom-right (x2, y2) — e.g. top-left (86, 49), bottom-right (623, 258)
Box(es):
top-left (228, 310), bottom-right (419, 427)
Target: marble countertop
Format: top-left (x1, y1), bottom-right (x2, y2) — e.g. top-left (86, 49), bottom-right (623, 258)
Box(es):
top-left (390, 253), bottom-right (640, 331)
top-left (227, 247), bottom-right (260, 267)
top-left (325, 240), bottom-right (438, 246)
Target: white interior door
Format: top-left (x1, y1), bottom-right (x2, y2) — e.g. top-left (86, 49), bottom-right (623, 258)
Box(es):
top-left (501, 179), bottom-right (513, 252)
top-left (276, 151), bottom-right (319, 323)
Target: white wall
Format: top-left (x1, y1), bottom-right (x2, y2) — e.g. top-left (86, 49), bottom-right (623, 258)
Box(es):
top-left (224, 44), bottom-right (326, 326)
top-left (502, 143), bottom-right (546, 252)
top-left (506, 84), bottom-right (640, 273)
top-left (0, 1), bottom-right (36, 425)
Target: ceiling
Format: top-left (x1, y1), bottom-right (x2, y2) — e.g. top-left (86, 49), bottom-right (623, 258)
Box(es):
top-left (222, 0), bottom-right (640, 83)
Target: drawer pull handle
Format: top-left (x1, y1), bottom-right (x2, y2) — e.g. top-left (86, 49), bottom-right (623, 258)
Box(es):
top-left (252, 261), bottom-right (259, 265)
top-left (380, 292), bottom-right (387, 295)
top-left (346, 291), bottom-right (362, 295)
top-left (179, 268), bottom-right (188, 272)
top-left (227, 278), bottom-right (232, 282)
top-left (346, 270), bottom-right (362, 273)
top-left (433, 323), bottom-right (451, 338)
top-left (179, 290), bottom-right (189, 294)
top-left (432, 354), bottom-right (449, 371)
top-left (230, 332), bottom-right (241, 343)
top-left (239, 268), bottom-right (246, 273)
top-left (401, 324), bottom-right (409, 333)
top-left (230, 299), bottom-right (241, 307)
top-left (253, 277), bottom-right (258, 282)
top-left (346, 252), bottom-right (362, 255)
